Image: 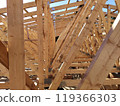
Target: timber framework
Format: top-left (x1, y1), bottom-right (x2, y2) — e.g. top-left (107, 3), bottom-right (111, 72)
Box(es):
top-left (0, 0), bottom-right (120, 90)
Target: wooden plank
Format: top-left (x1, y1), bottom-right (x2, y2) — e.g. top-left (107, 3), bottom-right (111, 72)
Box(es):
top-left (48, 7), bottom-right (55, 65)
top-left (115, 0), bottom-right (120, 12)
top-left (99, 8), bottom-right (108, 32)
top-left (7, 0), bottom-right (25, 90)
top-left (66, 69), bottom-right (86, 74)
top-left (50, 1), bottom-right (84, 11)
top-left (0, 63), bottom-right (9, 78)
top-left (24, 17), bottom-right (37, 23)
top-left (77, 13), bottom-right (120, 90)
top-left (73, 58), bottom-right (92, 62)
top-left (49, 0), bottom-right (65, 3)
top-left (25, 73), bottom-right (38, 90)
top-left (0, 41), bottom-right (8, 68)
top-left (104, 78), bottom-right (120, 85)
top-left (66, 68), bottom-right (120, 74)
top-left (107, 5), bottom-right (111, 32)
top-left (0, 83), bottom-right (9, 89)
top-left (24, 11), bottom-right (37, 17)
top-left (70, 63), bottom-right (90, 67)
top-left (55, 8), bottom-right (78, 16)
top-left (63, 78), bottom-right (120, 87)
top-left (103, 4), bottom-right (117, 10)
top-left (49, 0), bottom-right (107, 90)
top-left (43, 0), bottom-right (49, 79)
top-left (36, 0), bottom-right (65, 4)
top-left (37, 0), bottom-right (44, 90)
top-left (91, 35), bottom-right (97, 55)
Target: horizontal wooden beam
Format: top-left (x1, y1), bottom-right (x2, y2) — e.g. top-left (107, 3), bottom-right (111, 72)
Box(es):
top-left (63, 78), bottom-right (120, 87)
top-left (0, 83), bottom-right (9, 89)
top-left (67, 68), bottom-right (120, 74)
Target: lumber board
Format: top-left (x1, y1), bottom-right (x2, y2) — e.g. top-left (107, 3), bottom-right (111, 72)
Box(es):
top-left (63, 78), bottom-right (120, 87)
top-left (66, 68), bottom-right (120, 74)
top-left (0, 63), bottom-right (9, 78)
top-left (50, 1), bottom-right (84, 11)
top-left (0, 83), bottom-right (9, 89)
top-left (43, 0), bottom-right (49, 78)
top-left (37, 0), bottom-right (44, 90)
top-left (0, 41), bottom-right (8, 68)
top-left (115, 0), bottom-right (120, 12)
top-left (48, 7), bottom-right (55, 64)
top-left (7, 0), bottom-right (25, 90)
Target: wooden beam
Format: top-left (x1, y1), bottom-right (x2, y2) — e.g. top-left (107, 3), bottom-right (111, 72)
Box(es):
top-left (0, 41), bottom-right (8, 68)
top-left (115, 0), bottom-right (120, 12)
top-left (47, 7), bottom-right (55, 66)
top-left (77, 13), bottom-right (120, 90)
top-left (63, 78), bottom-right (120, 87)
top-left (43, 0), bottom-right (49, 78)
top-left (7, 0), bottom-right (25, 90)
top-left (0, 63), bottom-right (9, 78)
top-left (66, 68), bottom-right (120, 74)
top-left (37, 0), bottom-right (44, 90)
top-left (50, 1), bottom-right (83, 12)
top-left (25, 73), bottom-right (39, 90)
top-left (99, 8), bottom-right (107, 32)
top-left (107, 5), bottom-right (111, 32)
top-left (0, 83), bottom-right (9, 89)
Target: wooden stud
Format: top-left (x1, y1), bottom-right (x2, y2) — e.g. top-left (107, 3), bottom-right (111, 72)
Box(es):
top-left (107, 5), bottom-right (111, 32)
top-left (43, 0), bottom-right (49, 78)
top-left (37, 0), bottom-right (44, 90)
top-left (7, 0), bottom-right (25, 90)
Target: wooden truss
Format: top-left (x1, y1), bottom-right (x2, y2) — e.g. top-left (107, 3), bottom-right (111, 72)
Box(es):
top-left (0, 0), bottom-right (120, 90)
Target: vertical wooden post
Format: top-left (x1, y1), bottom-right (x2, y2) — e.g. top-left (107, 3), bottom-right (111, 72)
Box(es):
top-left (37, 0), bottom-right (44, 90)
top-left (99, 8), bottom-right (107, 33)
top-left (7, 0), bottom-right (25, 90)
top-left (48, 7), bottom-right (55, 66)
top-left (107, 5), bottom-right (111, 32)
top-left (43, 0), bottom-right (49, 78)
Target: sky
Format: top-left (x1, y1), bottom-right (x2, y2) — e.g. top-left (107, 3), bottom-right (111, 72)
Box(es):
top-left (0, 0), bottom-right (116, 9)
